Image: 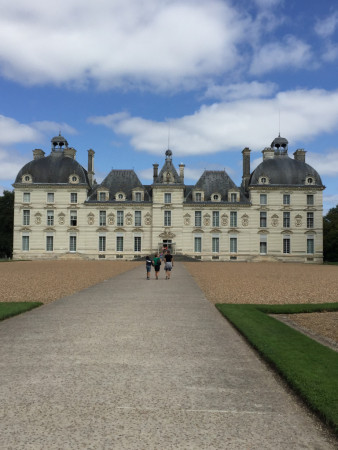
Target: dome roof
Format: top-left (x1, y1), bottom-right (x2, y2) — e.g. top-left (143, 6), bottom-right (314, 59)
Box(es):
top-left (249, 155), bottom-right (323, 187)
top-left (14, 151), bottom-right (89, 185)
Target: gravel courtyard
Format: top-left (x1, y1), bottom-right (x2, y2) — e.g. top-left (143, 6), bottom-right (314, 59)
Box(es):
top-left (0, 260), bottom-right (337, 345)
top-left (184, 262), bottom-right (338, 344)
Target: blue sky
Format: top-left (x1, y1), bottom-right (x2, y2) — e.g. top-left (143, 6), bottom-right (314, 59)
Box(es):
top-left (1, 0), bottom-right (338, 213)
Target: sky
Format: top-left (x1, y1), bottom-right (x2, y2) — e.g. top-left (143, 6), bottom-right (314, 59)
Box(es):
top-left (1, 0), bottom-right (338, 213)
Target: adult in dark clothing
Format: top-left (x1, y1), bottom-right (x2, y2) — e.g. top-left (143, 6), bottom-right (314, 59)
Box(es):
top-left (164, 250), bottom-right (173, 279)
top-left (145, 255), bottom-right (152, 280)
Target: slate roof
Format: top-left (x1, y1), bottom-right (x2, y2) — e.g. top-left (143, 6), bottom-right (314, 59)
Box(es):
top-left (14, 151), bottom-right (90, 185)
top-left (87, 170), bottom-right (151, 202)
top-left (155, 157), bottom-right (181, 184)
top-left (249, 154), bottom-right (323, 187)
top-left (185, 171), bottom-right (249, 203)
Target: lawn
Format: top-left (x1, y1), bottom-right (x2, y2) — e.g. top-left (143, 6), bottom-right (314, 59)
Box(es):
top-left (216, 302), bottom-right (338, 435)
top-left (0, 302), bottom-right (42, 321)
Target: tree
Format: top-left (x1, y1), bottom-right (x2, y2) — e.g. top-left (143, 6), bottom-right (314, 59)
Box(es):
top-left (0, 190), bottom-right (14, 258)
top-left (323, 204), bottom-right (338, 262)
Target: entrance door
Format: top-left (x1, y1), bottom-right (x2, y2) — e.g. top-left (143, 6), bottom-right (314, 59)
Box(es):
top-left (162, 239), bottom-right (172, 252)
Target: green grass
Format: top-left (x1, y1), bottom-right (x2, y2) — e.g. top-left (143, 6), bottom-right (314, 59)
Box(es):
top-left (0, 302), bottom-right (42, 321)
top-left (216, 302), bottom-right (338, 435)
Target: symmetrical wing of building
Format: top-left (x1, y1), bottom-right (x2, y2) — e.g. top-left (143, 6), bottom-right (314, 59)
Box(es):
top-left (13, 133), bottom-right (324, 262)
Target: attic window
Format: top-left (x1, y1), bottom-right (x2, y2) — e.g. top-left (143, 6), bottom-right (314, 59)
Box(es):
top-left (306, 177), bottom-right (314, 185)
top-left (69, 174), bottom-right (79, 184)
top-left (195, 193), bottom-right (202, 202)
top-left (259, 176), bottom-right (269, 185)
top-left (22, 174), bottom-right (32, 183)
top-left (211, 193), bottom-right (221, 202)
top-left (116, 192), bottom-right (125, 201)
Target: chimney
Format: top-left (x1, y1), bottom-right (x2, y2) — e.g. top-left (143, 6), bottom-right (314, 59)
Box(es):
top-left (88, 149), bottom-right (95, 186)
top-left (64, 147), bottom-right (76, 159)
top-left (293, 149), bottom-right (306, 162)
top-left (179, 163), bottom-right (185, 183)
top-left (153, 164), bottom-right (159, 182)
top-left (262, 147), bottom-right (274, 160)
top-left (33, 149), bottom-right (45, 160)
top-left (241, 147), bottom-right (251, 193)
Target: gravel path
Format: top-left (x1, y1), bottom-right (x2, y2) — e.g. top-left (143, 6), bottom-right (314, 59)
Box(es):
top-left (184, 262), bottom-right (338, 345)
top-left (1, 260), bottom-right (337, 346)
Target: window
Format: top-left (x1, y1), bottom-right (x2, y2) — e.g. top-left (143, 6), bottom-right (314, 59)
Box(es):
top-left (283, 236), bottom-right (291, 254)
top-left (70, 193), bottom-right (78, 203)
top-left (23, 192), bottom-right (30, 203)
top-left (230, 193), bottom-right (237, 202)
top-left (99, 236), bottom-right (106, 252)
top-left (260, 177), bottom-right (267, 184)
top-left (23, 210), bottom-right (30, 226)
top-left (164, 193), bottom-right (171, 204)
top-left (164, 210), bottom-right (171, 226)
top-left (195, 192), bottom-right (202, 202)
top-left (117, 193), bottom-right (123, 200)
top-left (283, 212), bottom-right (290, 228)
top-left (283, 194), bottom-right (290, 205)
top-left (260, 212), bottom-right (267, 228)
top-left (307, 212), bottom-right (314, 228)
top-left (135, 211), bottom-right (141, 226)
top-left (46, 236), bottom-right (53, 252)
top-left (230, 211), bottom-right (237, 227)
top-left (195, 211), bottom-right (202, 227)
top-left (260, 194), bottom-right (267, 205)
top-left (47, 210), bottom-right (54, 226)
top-left (69, 235), bottom-right (77, 252)
top-left (99, 192), bottom-right (106, 201)
top-left (307, 194), bottom-right (314, 206)
top-left (47, 192), bottom-right (54, 203)
top-left (307, 237), bottom-right (314, 254)
top-left (71, 175), bottom-right (78, 183)
top-left (134, 236), bottom-right (141, 252)
top-left (22, 235), bottom-right (29, 251)
top-left (230, 236), bottom-right (237, 253)
top-left (213, 194), bottom-right (219, 201)
top-left (212, 237), bottom-right (219, 253)
top-left (194, 236), bottom-right (202, 252)
top-left (70, 210), bottom-right (77, 226)
top-left (135, 192), bottom-right (142, 202)
top-left (260, 235), bottom-right (267, 254)
top-left (99, 211), bottom-right (106, 226)
top-left (307, 177), bottom-right (314, 185)
top-left (212, 211), bottom-right (219, 227)
top-left (116, 236), bottom-right (123, 252)
top-left (117, 211), bottom-right (124, 226)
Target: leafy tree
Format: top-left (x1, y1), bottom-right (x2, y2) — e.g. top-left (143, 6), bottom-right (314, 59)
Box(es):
top-left (0, 190), bottom-right (14, 258)
top-left (323, 204), bottom-right (338, 262)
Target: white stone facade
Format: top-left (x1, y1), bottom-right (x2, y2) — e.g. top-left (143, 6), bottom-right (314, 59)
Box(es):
top-left (13, 135), bottom-right (324, 263)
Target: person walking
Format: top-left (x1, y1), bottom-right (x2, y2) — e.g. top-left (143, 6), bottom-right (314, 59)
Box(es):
top-left (153, 253), bottom-right (161, 280)
top-left (145, 255), bottom-right (152, 280)
top-left (164, 250), bottom-right (173, 279)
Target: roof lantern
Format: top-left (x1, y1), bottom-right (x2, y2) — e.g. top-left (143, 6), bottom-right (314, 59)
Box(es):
top-left (271, 134), bottom-right (288, 155)
top-left (51, 132), bottom-right (69, 151)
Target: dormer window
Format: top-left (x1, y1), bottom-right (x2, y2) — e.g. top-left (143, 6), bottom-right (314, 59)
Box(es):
top-left (69, 174), bottom-right (79, 184)
top-left (115, 192), bottom-right (125, 201)
top-left (259, 176), bottom-right (269, 185)
top-left (99, 192), bottom-right (107, 201)
top-left (135, 192), bottom-right (142, 202)
top-left (195, 193), bottom-right (202, 202)
top-left (22, 174), bottom-right (32, 183)
top-left (211, 193), bottom-right (221, 202)
top-left (306, 177), bottom-right (314, 185)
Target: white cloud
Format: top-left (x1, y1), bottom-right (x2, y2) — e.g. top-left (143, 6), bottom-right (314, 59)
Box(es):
top-left (0, 148), bottom-right (29, 181)
top-left (32, 121), bottom-right (77, 136)
top-left (307, 151), bottom-right (338, 176)
top-left (0, 0), bottom-right (247, 91)
top-left (204, 81), bottom-right (277, 101)
top-left (89, 88), bottom-right (338, 156)
top-left (250, 36), bottom-right (312, 75)
top-left (0, 115), bottom-right (40, 145)
top-left (315, 13), bottom-right (338, 38)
